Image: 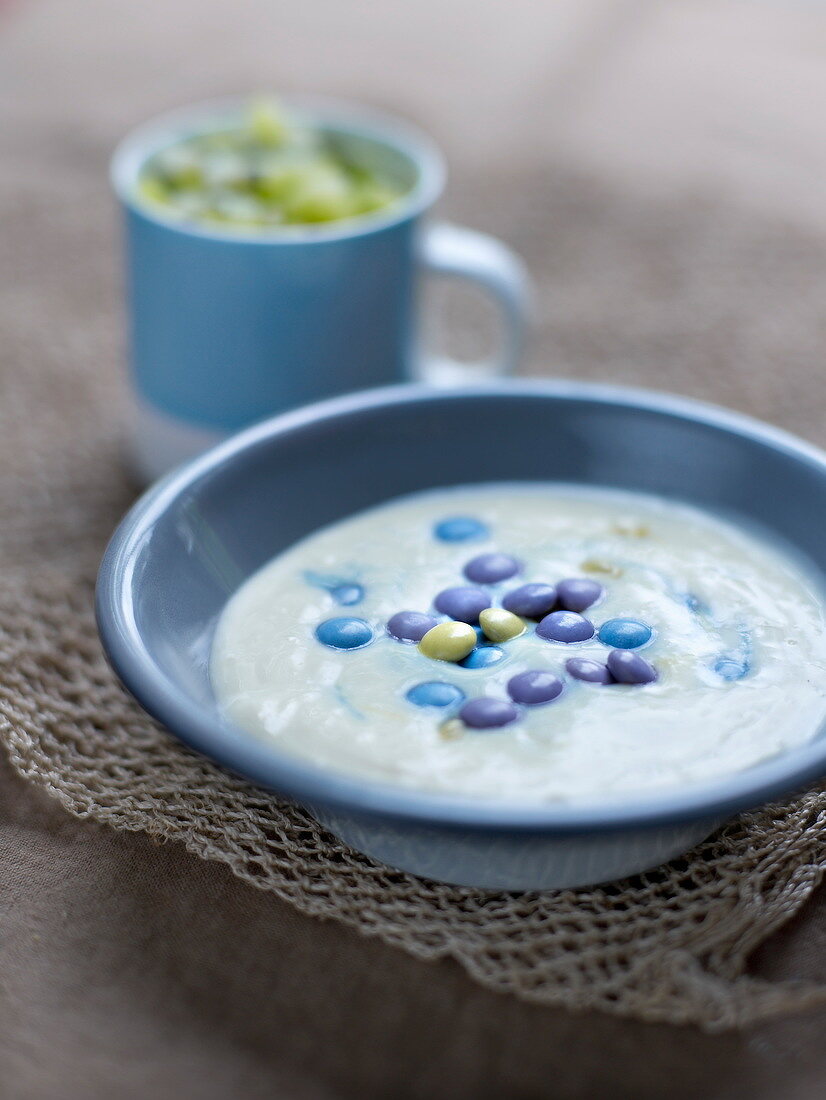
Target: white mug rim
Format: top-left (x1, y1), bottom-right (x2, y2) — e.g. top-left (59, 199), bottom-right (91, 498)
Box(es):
top-left (110, 93), bottom-right (447, 245)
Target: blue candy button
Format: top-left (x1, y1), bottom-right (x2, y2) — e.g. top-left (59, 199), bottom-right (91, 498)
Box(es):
top-left (598, 618), bottom-right (653, 649)
top-left (330, 583), bottom-right (364, 606)
top-left (460, 645), bottom-right (505, 669)
top-left (713, 656), bottom-right (750, 681)
top-left (304, 571), bottom-right (364, 606)
top-left (315, 617), bottom-right (373, 650)
top-left (406, 681), bottom-right (465, 708)
top-left (433, 516), bottom-right (489, 542)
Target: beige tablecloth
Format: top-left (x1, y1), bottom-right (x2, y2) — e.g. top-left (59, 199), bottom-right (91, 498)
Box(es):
top-left (3, 0), bottom-right (826, 1096)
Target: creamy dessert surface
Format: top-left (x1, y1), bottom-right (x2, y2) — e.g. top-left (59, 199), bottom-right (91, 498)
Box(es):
top-left (211, 484), bottom-right (826, 802)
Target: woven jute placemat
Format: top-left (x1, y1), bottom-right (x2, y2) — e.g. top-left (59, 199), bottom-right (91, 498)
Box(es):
top-left (3, 162), bottom-right (826, 1032)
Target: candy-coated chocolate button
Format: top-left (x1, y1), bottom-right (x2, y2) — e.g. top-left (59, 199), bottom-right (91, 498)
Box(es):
top-left (439, 718), bottom-right (465, 741)
top-left (714, 656), bottom-right (750, 681)
top-left (330, 583), bottom-right (364, 606)
top-left (598, 618), bottom-right (653, 649)
top-left (406, 681), bottom-right (465, 707)
top-left (460, 645), bottom-right (505, 669)
top-left (479, 608), bottom-right (525, 643)
top-left (434, 586), bottom-right (491, 624)
top-left (556, 578), bottom-right (604, 613)
top-left (315, 618), bottom-right (373, 650)
top-left (459, 697), bottom-right (520, 729)
top-left (684, 593), bottom-right (706, 614)
top-left (606, 649), bottom-right (658, 684)
top-left (387, 610), bottom-right (439, 643)
top-left (502, 583), bottom-right (557, 619)
top-left (565, 657), bottom-right (613, 684)
top-left (433, 516), bottom-right (488, 542)
top-left (463, 552), bottom-right (521, 585)
top-left (419, 621), bottom-right (477, 662)
top-left (536, 610), bottom-right (594, 643)
top-left (304, 571), bottom-right (364, 605)
top-left (507, 670), bottom-right (564, 705)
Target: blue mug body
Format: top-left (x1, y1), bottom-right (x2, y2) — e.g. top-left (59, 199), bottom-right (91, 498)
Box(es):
top-left (112, 98), bottom-right (529, 482)
top-left (125, 203), bottom-right (419, 430)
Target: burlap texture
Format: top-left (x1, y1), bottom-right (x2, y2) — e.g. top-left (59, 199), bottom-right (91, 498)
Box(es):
top-left (3, 151), bottom-right (826, 1031)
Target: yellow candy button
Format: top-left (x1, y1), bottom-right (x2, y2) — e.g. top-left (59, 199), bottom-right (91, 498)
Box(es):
top-left (479, 608), bottom-right (525, 643)
top-left (418, 621), bottom-right (477, 663)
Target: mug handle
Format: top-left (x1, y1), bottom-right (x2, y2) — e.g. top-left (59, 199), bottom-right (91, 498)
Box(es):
top-left (415, 221), bottom-right (532, 384)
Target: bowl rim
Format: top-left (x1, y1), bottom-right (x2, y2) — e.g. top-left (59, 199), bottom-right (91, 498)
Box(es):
top-left (96, 380), bottom-right (826, 834)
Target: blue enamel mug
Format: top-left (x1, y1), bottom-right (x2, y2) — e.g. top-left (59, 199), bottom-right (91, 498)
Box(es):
top-left (111, 97), bottom-right (531, 482)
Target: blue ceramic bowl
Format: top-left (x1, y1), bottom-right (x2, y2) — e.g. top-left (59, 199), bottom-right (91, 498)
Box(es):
top-left (96, 382), bottom-right (826, 889)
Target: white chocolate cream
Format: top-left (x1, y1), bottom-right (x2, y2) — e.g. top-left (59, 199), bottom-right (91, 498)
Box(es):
top-left (211, 484), bottom-right (826, 803)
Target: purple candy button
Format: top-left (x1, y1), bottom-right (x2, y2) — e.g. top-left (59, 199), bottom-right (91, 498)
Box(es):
top-left (565, 657), bottom-right (613, 684)
top-left (434, 586), bottom-right (491, 624)
top-left (507, 670), bottom-right (564, 706)
top-left (536, 610), bottom-right (594, 643)
top-left (556, 578), bottom-right (604, 613)
top-left (387, 610), bottom-right (439, 643)
top-left (502, 583), bottom-right (557, 619)
top-left (463, 553), bottom-right (521, 585)
top-left (459, 697), bottom-right (520, 729)
top-left (606, 649), bottom-right (658, 685)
